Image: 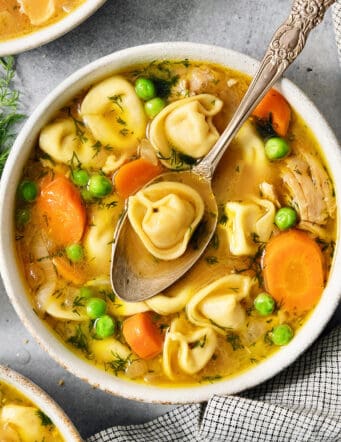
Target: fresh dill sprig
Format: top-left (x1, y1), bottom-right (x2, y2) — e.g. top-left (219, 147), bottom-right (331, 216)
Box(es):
top-left (0, 56), bottom-right (25, 176)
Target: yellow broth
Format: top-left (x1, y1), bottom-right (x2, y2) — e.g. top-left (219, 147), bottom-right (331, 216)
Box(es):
top-left (0, 380), bottom-right (64, 441)
top-left (0, 0), bottom-right (85, 42)
top-left (15, 60), bottom-right (336, 387)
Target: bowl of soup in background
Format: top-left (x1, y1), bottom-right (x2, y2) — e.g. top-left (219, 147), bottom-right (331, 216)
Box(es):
top-left (0, 42), bottom-right (340, 403)
top-left (0, 0), bottom-right (107, 57)
top-left (0, 365), bottom-right (82, 440)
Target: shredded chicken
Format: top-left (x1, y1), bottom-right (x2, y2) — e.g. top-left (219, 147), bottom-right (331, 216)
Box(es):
top-left (259, 182), bottom-right (280, 207)
top-left (281, 152), bottom-right (335, 234)
top-left (187, 67), bottom-right (216, 94)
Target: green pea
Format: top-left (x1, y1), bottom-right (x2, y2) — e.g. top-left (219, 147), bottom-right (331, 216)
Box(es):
top-left (71, 169), bottom-right (89, 187)
top-left (270, 324), bottom-right (294, 346)
top-left (264, 137), bottom-right (290, 160)
top-left (86, 297), bottom-right (107, 319)
top-left (144, 97), bottom-right (166, 118)
top-left (95, 315), bottom-right (116, 338)
top-left (16, 208), bottom-right (31, 227)
top-left (18, 180), bottom-right (38, 202)
top-left (254, 292), bottom-right (275, 316)
top-left (88, 174), bottom-right (112, 198)
top-left (275, 207), bottom-right (297, 230)
top-left (79, 286), bottom-right (94, 299)
top-left (135, 78), bottom-right (156, 101)
top-left (65, 244), bottom-right (84, 262)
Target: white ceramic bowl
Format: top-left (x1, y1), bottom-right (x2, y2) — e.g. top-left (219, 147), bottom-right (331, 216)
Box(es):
top-left (0, 43), bottom-right (340, 404)
top-left (0, 0), bottom-right (107, 57)
top-left (0, 365), bottom-right (82, 440)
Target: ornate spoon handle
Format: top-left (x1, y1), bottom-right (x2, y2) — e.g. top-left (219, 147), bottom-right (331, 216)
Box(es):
top-left (197, 0), bottom-right (335, 178)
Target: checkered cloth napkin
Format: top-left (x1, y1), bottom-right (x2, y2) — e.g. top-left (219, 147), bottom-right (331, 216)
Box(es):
top-left (333, 0), bottom-right (341, 63)
top-left (88, 6), bottom-right (341, 441)
top-left (88, 325), bottom-right (341, 442)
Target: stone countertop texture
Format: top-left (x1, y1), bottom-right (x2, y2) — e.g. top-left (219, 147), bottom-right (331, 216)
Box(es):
top-left (0, 0), bottom-right (340, 438)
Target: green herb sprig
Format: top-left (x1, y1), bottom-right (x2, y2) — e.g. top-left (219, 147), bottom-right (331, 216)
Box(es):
top-left (0, 56), bottom-right (25, 176)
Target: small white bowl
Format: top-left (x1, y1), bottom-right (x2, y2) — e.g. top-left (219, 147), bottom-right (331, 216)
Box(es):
top-left (0, 43), bottom-right (340, 404)
top-left (0, 0), bottom-right (107, 57)
top-left (0, 365), bottom-right (82, 440)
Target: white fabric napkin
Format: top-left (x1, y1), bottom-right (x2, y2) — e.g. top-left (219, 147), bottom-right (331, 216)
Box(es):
top-left (88, 326), bottom-right (341, 442)
top-left (88, 6), bottom-right (341, 441)
top-left (333, 0), bottom-right (341, 63)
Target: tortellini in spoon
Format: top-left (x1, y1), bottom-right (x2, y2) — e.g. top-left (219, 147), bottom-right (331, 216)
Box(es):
top-left (148, 94), bottom-right (223, 169)
top-left (80, 75), bottom-right (147, 152)
top-left (127, 181), bottom-right (205, 260)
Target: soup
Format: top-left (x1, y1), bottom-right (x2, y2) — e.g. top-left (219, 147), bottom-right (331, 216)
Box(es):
top-left (0, 0), bottom-right (85, 41)
top-left (15, 60), bottom-right (336, 387)
top-left (0, 380), bottom-right (64, 441)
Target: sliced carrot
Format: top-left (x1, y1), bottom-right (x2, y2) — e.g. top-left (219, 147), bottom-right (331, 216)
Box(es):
top-left (114, 158), bottom-right (163, 199)
top-left (36, 175), bottom-right (86, 246)
top-left (52, 256), bottom-right (86, 286)
top-left (252, 89), bottom-right (291, 137)
top-left (122, 312), bottom-right (163, 359)
top-left (263, 229), bottom-right (324, 313)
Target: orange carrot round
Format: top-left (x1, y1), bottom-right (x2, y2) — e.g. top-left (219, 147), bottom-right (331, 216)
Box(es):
top-left (252, 89), bottom-right (291, 137)
top-left (263, 229), bottom-right (324, 313)
top-left (114, 158), bottom-right (163, 199)
top-left (122, 312), bottom-right (163, 359)
top-left (36, 175), bottom-right (86, 246)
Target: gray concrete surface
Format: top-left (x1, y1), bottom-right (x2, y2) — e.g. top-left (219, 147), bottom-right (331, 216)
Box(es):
top-left (0, 0), bottom-right (340, 438)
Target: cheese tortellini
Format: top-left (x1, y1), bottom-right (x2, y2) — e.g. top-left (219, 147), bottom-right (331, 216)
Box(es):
top-left (149, 94), bottom-right (223, 168)
top-left (39, 117), bottom-right (98, 167)
top-left (1, 405), bottom-right (53, 441)
top-left (232, 121), bottom-right (271, 178)
top-left (128, 181), bottom-right (205, 260)
top-left (80, 76), bottom-right (147, 152)
top-left (83, 194), bottom-right (124, 276)
top-left (224, 198), bottom-right (275, 256)
top-left (163, 317), bottom-right (217, 379)
top-left (186, 275), bottom-right (252, 334)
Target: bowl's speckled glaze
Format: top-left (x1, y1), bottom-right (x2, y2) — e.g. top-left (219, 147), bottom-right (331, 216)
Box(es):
top-left (0, 365), bottom-right (82, 440)
top-left (0, 43), bottom-right (340, 403)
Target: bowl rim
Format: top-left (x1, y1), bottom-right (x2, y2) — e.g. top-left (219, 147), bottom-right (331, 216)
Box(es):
top-left (0, 0), bottom-right (107, 57)
top-left (0, 42), bottom-right (340, 404)
top-left (0, 364), bottom-right (82, 440)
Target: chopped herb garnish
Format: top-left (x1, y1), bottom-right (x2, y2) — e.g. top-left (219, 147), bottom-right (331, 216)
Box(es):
top-left (201, 375), bottom-right (222, 383)
top-left (218, 204), bottom-right (228, 225)
top-left (210, 232), bottom-right (219, 250)
top-left (157, 147), bottom-right (197, 170)
top-left (190, 334), bottom-right (207, 349)
top-left (67, 325), bottom-right (89, 353)
top-left (36, 410), bottom-right (54, 427)
top-left (108, 352), bottom-right (132, 376)
top-left (109, 94), bottom-right (124, 111)
top-left (226, 332), bottom-right (244, 351)
top-left (205, 256), bottom-right (218, 265)
top-left (91, 140), bottom-right (102, 158)
top-left (116, 116), bottom-right (126, 125)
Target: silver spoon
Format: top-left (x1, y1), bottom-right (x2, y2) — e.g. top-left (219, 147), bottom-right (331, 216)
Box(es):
top-left (111, 0), bottom-right (335, 302)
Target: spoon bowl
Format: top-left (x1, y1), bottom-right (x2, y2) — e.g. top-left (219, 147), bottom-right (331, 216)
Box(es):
top-left (111, 169), bottom-right (217, 302)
